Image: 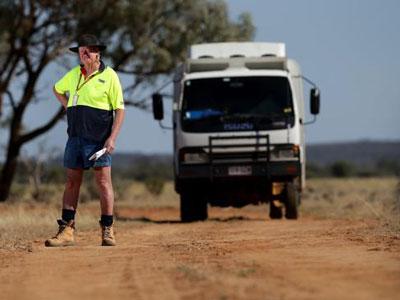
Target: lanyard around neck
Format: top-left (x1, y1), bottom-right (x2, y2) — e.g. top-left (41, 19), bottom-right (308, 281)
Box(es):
top-left (75, 71), bottom-right (99, 92)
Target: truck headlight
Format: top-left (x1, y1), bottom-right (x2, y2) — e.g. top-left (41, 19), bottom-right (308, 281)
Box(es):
top-left (271, 144), bottom-right (299, 160)
top-left (182, 152), bottom-right (208, 163)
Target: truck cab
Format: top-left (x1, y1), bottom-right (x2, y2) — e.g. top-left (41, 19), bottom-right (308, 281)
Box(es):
top-left (153, 42), bottom-right (320, 222)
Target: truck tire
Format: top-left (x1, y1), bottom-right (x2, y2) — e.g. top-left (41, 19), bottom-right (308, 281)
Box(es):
top-left (180, 192), bottom-right (208, 222)
top-left (269, 201), bottom-right (283, 219)
top-left (284, 182), bottom-right (299, 219)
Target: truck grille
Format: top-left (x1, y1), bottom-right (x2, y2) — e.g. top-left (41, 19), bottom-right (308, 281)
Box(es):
top-left (208, 135), bottom-right (270, 164)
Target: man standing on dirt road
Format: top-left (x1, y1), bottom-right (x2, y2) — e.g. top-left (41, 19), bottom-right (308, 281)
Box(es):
top-left (45, 34), bottom-right (125, 247)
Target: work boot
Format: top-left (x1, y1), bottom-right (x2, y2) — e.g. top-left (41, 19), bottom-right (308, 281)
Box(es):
top-left (45, 219), bottom-right (75, 247)
top-left (100, 221), bottom-right (116, 246)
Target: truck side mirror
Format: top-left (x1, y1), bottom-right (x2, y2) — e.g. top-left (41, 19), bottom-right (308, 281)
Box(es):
top-left (152, 93), bottom-right (164, 120)
top-left (310, 88), bottom-right (320, 115)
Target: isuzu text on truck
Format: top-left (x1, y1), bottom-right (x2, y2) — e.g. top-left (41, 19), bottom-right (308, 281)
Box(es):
top-left (153, 42), bottom-right (320, 222)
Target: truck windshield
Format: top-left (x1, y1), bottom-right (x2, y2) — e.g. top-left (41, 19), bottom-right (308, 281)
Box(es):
top-left (181, 76), bottom-right (294, 132)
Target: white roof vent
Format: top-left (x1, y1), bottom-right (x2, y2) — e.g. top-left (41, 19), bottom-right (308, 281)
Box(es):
top-left (189, 42), bottom-right (286, 59)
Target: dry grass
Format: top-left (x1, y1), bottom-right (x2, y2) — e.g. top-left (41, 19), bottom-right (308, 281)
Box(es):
top-left (301, 177), bottom-right (400, 232)
top-left (1, 180), bottom-right (178, 251)
top-left (0, 202), bottom-right (99, 251)
top-left (117, 181), bottom-right (179, 208)
top-left (1, 178), bottom-right (398, 251)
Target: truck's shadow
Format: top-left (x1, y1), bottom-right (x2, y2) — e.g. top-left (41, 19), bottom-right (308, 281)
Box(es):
top-left (116, 216), bottom-right (265, 224)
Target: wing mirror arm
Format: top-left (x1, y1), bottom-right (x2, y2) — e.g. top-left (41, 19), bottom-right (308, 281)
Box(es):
top-left (158, 120), bottom-right (173, 130)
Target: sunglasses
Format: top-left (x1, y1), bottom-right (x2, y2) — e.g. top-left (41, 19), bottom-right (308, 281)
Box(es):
top-left (79, 46), bottom-right (100, 53)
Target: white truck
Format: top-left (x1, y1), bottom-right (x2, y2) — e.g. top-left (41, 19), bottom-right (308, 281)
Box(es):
top-left (153, 42), bottom-right (320, 222)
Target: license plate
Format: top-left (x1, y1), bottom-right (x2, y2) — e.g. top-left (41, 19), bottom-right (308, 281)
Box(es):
top-left (228, 165), bottom-right (252, 176)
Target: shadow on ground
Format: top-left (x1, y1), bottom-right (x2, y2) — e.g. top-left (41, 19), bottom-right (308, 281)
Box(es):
top-left (116, 215), bottom-right (266, 224)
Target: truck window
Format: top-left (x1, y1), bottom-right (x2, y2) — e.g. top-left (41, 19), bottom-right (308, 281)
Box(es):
top-left (181, 76), bottom-right (294, 133)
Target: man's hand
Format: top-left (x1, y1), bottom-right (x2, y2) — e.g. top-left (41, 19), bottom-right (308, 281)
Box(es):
top-left (104, 137), bottom-right (116, 154)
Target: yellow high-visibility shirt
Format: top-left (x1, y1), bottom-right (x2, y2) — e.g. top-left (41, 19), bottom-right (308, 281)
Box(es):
top-left (54, 62), bottom-right (124, 142)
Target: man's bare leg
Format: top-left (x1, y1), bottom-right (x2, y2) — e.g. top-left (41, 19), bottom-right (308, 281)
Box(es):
top-left (63, 168), bottom-right (84, 210)
top-left (94, 166), bottom-right (116, 246)
top-left (94, 166), bottom-right (114, 215)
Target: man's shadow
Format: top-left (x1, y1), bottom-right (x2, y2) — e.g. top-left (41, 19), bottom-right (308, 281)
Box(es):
top-left (116, 215), bottom-right (266, 224)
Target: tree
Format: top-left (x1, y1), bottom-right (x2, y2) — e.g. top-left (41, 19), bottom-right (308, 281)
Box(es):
top-left (0, 0), bottom-right (254, 201)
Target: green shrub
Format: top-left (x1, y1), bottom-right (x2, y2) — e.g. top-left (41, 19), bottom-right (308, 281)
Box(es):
top-left (144, 177), bottom-right (165, 196)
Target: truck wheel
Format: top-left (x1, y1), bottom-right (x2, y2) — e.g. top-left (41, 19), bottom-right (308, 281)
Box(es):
top-left (180, 192), bottom-right (208, 222)
top-left (284, 182), bottom-right (299, 219)
top-left (269, 200), bottom-right (283, 219)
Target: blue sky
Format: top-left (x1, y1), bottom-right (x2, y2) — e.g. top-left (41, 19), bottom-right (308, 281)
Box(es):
top-left (228, 0), bottom-right (400, 146)
top-left (2, 0), bottom-right (400, 157)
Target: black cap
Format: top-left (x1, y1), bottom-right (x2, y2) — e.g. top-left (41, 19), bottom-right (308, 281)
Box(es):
top-left (69, 34), bottom-right (106, 53)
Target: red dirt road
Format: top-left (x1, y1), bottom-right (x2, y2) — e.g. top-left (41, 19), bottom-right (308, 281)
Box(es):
top-left (1, 206), bottom-right (399, 300)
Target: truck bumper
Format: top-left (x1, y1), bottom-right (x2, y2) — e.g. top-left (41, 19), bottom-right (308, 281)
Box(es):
top-left (178, 161), bottom-right (301, 180)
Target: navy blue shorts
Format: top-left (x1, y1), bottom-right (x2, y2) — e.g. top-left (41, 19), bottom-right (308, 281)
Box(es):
top-left (64, 136), bottom-right (111, 169)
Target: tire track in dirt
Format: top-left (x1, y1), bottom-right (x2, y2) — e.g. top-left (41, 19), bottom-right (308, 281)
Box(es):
top-left (117, 226), bottom-right (182, 300)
